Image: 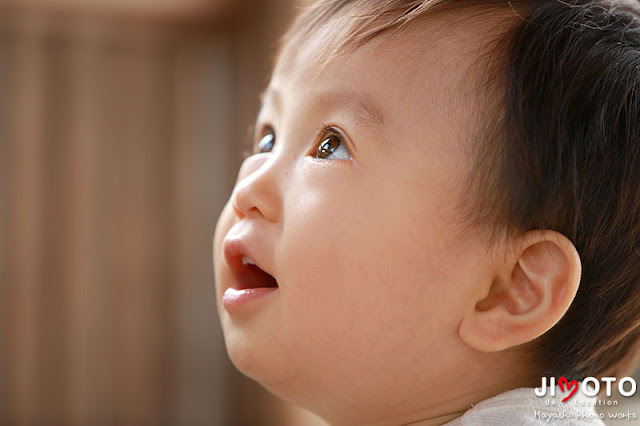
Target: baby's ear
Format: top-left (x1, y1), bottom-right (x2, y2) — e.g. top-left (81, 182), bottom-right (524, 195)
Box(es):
top-left (459, 230), bottom-right (581, 352)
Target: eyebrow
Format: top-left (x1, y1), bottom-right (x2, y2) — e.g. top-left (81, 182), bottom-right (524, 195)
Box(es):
top-left (260, 86), bottom-right (387, 132)
top-left (311, 89), bottom-right (386, 129)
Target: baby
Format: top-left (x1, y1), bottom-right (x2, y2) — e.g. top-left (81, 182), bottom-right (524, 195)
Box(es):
top-left (213, 0), bottom-right (640, 424)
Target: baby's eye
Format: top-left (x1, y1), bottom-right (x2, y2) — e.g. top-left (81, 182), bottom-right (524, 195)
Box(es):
top-left (316, 130), bottom-right (351, 160)
top-left (257, 132), bottom-right (275, 153)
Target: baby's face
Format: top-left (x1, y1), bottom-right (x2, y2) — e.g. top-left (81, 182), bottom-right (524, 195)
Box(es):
top-left (214, 14), bottom-right (501, 420)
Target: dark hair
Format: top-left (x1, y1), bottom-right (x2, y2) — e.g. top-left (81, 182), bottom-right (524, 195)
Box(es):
top-left (496, 0), bottom-right (640, 380)
top-left (279, 0), bottom-right (640, 380)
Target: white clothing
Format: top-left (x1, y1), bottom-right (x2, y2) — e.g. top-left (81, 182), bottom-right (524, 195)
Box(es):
top-left (444, 386), bottom-right (607, 425)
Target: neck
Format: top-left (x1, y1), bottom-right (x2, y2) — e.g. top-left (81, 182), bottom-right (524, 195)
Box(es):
top-left (324, 360), bottom-right (534, 426)
top-left (326, 386), bottom-right (502, 426)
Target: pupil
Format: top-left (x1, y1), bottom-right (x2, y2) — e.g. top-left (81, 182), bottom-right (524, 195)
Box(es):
top-left (318, 135), bottom-right (339, 158)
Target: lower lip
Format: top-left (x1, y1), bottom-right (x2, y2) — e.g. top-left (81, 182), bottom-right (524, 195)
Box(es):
top-left (221, 287), bottom-right (278, 312)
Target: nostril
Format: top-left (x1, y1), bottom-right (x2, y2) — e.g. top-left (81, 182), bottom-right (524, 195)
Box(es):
top-left (232, 203), bottom-right (244, 219)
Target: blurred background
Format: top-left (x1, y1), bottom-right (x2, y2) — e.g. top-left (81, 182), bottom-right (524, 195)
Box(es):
top-left (0, 0), bottom-right (326, 424)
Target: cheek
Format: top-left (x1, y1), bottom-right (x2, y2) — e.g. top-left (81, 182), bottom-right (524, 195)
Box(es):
top-left (277, 171), bottom-right (463, 370)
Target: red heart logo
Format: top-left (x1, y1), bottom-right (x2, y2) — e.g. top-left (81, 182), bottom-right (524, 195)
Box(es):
top-left (558, 376), bottom-right (578, 402)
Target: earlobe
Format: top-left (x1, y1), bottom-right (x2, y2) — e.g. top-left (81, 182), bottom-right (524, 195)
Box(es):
top-left (459, 230), bottom-right (582, 352)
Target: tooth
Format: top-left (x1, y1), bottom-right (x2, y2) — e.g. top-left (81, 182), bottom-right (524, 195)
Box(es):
top-left (242, 256), bottom-right (256, 266)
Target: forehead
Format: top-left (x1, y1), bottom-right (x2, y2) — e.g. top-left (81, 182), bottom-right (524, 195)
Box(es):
top-left (264, 8), bottom-right (512, 152)
top-left (274, 14), bottom-right (474, 95)
top-left (276, 5), bottom-right (513, 86)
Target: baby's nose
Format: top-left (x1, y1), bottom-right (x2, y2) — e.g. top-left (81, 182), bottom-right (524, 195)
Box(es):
top-left (231, 154), bottom-right (281, 223)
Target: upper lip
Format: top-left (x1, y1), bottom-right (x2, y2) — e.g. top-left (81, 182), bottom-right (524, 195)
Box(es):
top-left (222, 237), bottom-right (277, 287)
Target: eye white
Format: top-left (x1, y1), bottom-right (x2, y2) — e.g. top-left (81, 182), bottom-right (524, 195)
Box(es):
top-left (258, 133), bottom-right (275, 153)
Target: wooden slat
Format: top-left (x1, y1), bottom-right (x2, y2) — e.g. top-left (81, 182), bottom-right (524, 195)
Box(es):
top-left (0, 26), bottom-right (10, 424)
top-left (76, 40), bottom-right (123, 426)
top-left (3, 16), bottom-right (47, 426)
top-left (64, 26), bottom-right (112, 426)
top-left (35, 30), bottom-right (75, 425)
top-left (110, 38), bottom-right (172, 426)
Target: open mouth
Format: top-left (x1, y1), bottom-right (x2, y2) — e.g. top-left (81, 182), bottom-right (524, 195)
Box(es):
top-left (222, 237), bottom-right (278, 293)
top-left (237, 256), bottom-right (279, 289)
top-left (221, 238), bottom-right (279, 310)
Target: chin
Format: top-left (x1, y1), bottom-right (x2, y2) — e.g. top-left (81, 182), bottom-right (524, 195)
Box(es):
top-left (226, 333), bottom-right (329, 414)
top-left (223, 326), bottom-right (297, 390)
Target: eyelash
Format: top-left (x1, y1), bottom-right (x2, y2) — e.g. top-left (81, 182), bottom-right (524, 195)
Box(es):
top-left (251, 124), bottom-right (352, 160)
